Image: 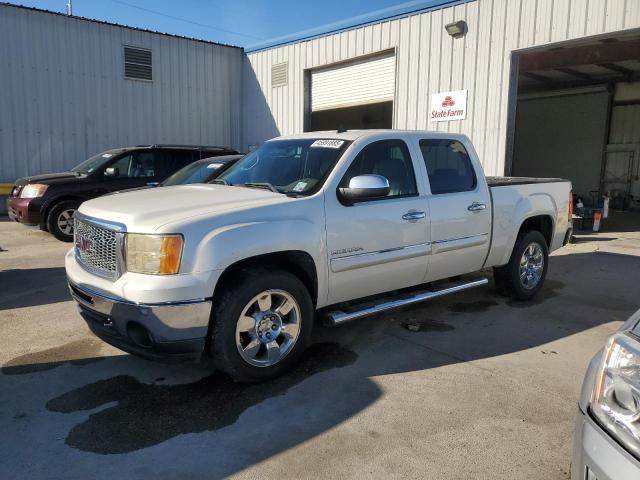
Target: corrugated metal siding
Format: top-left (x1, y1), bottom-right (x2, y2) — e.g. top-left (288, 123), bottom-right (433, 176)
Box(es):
top-left (610, 105), bottom-right (640, 145)
top-left (244, 0), bottom-right (640, 175)
top-left (0, 5), bottom-right (243, 183)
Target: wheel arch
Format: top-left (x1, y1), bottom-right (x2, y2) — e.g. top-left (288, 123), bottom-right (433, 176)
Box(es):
top-left (212, 250), bottom-right (319, 308)
top-left (517, 214), bottom-right (554, 248)
top-left (42, 195), bottom-right (85, 227)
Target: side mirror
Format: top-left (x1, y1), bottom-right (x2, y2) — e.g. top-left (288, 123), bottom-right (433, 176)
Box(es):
top-left (338, 174), bottom-right (390, 204)
top-left (104, 167), bottom-right (119, 178)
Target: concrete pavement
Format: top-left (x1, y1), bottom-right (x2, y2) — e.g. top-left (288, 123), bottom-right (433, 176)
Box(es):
top-left (1, 214), bottom-right (639, 479)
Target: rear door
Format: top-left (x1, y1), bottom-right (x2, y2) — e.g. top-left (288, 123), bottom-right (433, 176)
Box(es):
top-left (324, 138), bottom-right (430, 305)
top-left (417, 138), bottom-right (491, 282)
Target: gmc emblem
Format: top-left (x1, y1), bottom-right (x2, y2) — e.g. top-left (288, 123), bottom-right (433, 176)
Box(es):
top-left (76, 237), bottom-right (92, 254)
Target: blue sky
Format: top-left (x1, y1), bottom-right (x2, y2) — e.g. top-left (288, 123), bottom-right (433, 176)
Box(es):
top-left (8, 0), bottom-right (410, 47)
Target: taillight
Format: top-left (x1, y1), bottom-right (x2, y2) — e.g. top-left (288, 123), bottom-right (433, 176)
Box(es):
top-left (568, 191), bottom-right (573, 222)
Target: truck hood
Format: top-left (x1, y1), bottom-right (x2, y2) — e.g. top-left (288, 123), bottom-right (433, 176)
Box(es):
top-left (15, 171), bottom-right (84, 186)
top-left (79, 184), bottom-right (291, 231)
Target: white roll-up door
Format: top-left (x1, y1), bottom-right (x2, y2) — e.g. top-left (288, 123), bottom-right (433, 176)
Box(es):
top-left (311, 54), bottom-right (396, 112)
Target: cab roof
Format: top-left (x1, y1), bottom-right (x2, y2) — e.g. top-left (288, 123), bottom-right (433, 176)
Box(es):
top-left (272, 129), bottom-right (468, 142)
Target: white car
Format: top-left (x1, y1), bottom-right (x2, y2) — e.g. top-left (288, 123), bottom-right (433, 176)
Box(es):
top-left (571, 308), bottom-right (640, 480)
top-left (66, 130), bottom-right (573, 381)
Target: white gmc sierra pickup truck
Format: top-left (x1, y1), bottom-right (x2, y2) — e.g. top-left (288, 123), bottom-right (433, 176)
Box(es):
top-left (66, 130), bottom-right (573, 382)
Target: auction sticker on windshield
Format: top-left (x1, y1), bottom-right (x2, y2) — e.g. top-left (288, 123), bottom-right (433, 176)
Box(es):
top-left (292, 181), bottom-right (307, 192)
top-left (311, 139), bottom-right (344, 149)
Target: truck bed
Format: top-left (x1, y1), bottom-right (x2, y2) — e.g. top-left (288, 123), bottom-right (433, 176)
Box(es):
top-left (486, 176), bottom-right (568, 187)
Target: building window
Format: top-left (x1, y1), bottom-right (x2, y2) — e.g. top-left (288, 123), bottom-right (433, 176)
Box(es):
top-left (124, 46), bottom-right (152, 81)
top-left (271, 62), bottom-right (288, 88)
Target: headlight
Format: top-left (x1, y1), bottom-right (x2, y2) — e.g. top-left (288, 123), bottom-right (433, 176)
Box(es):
top-left (591, 332), bottom-right (640, 458)
top-left (20, 184), bottom-right (48, 198)
top-left (125, 234), bottom-right (183, 275)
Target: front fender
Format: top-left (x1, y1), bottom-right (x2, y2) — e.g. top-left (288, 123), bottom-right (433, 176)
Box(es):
top-left (190, 219), bottom-right (329, 307)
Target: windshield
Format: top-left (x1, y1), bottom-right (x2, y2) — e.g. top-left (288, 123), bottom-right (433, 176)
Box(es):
top-left (219, 139), bottom-right (350, 195)
top-left (162, 160), bottom-right (227, 186)
top-left (71, 151), bottom-right (118, 174)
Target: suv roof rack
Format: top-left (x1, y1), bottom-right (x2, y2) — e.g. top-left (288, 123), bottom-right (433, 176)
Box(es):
top-left (135, 144), bottom-right (230, 150)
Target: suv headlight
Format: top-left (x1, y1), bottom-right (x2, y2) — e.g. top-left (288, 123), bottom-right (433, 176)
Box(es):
top-left (20, 184), bottom-right (48, 198)
top-left (125, 234), bottom-right (183, 275)
top-left (591, 332), bottom-right (640, 458)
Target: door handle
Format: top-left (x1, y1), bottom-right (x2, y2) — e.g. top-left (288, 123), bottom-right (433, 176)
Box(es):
top-left (467, 202), bottom-right (486, 212)
top-left (402, 211), bottom-right (426, 221)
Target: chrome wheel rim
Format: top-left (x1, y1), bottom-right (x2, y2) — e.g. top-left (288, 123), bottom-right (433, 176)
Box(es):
top-left (519, 242), bottom-right (544, 290)
top-left (235, 289), bottom-right (301, 367)
top-left (57, 209), bottom-right (76, 235)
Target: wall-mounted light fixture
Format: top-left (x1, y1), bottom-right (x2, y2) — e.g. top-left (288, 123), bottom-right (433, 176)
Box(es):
top-left (445, 20), bottom-right (467, 38)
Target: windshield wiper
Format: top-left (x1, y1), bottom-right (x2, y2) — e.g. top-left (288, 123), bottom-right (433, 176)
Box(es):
top-left (242, 182), bottom-right (280, 193)
top-left (210, 178), bottom-right (230, 186)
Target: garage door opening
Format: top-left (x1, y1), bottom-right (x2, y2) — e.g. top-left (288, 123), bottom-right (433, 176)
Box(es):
top-left (307, 52), bottom-right (395, 131)
top-left (508, 33), bottom-right (640, 219)
top-left (310, 101), bottom-right (392, 130)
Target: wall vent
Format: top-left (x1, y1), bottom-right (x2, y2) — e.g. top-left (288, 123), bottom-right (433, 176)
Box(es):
top-left (271, 62), bottom-right (288, 88)
top-left (124, 46), bottom-right (152, 81)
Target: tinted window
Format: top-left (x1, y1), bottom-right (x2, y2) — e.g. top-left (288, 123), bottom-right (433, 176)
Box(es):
top-left (71, 151), bottom-right (118, 173)
top-left (419, 139), bottom-right (476, 194)
top-left (340, 139), bottom-right (417, 198)
top-left (160, 150), bottom-right (195, 176)
top-left (108, 151), bottom-right (158, 178)
top-left (163, 161), bottom-right (226, 186)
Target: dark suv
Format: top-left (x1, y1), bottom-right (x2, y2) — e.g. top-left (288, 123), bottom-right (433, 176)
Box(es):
top-left (7, 145), bottom-right (238, 241)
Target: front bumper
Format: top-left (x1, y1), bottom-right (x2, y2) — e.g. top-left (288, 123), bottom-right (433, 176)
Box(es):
top-left (571, 408), bottom-right (640, 480)
top-left (68, 280), bottom-right (211, 361)
top-left (7, 196), bottom-right (41, 225)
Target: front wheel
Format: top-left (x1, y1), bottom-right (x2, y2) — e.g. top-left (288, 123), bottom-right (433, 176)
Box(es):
top-left (209, 269), bottom-right (314, 383)
top-left (493, 230), bottom-right (549, 301)
top-left (46, 200), bottom-right (80, 242)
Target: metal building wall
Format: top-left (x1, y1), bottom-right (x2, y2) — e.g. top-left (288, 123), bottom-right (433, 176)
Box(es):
top-left (244, 0), bottom-right (640, 176)
top-left (610, 105), bottom-right (640, 145)
top-left (0, 4), bottom-right (243, 183)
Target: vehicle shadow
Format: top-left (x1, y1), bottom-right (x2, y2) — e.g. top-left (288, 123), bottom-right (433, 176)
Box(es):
top-left (1, 249), bottom-right (639, 478)
top-left (571, 235), bottom-right (617, 243)
top-left (0, 267), bottom-right (69, 310)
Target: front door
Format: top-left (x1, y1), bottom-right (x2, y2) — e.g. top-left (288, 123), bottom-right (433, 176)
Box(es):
top-left (416, 138), bottom-right (491, 282)
top-left (324, 138), bottom-right (430, 305)
top-left (102, 150), bottom-right (165, 192)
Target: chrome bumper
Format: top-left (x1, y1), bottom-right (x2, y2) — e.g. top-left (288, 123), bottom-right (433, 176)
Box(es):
top-left (68, 280), bottom-right (212, 360)
top-left (571, 408), bottom-right (640, 480)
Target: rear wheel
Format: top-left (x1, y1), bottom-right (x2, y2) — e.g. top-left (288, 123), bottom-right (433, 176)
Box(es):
top-left (493, 230), bottom-right (549, 301)
top-left (46, 200), bottom-right (79, 242)
top-left (209, 269), bottom-right (313, 383)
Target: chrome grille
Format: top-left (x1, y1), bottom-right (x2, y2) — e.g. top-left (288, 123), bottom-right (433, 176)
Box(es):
top-left (74, 219), bottom-right (118, 278)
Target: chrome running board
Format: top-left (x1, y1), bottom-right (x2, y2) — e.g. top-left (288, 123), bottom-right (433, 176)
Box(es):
top-left (325, 278), bottom-right (488, 326)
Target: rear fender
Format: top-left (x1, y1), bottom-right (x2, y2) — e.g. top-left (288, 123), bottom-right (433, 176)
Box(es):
top-left (497, 193), bottom-right (557, 267)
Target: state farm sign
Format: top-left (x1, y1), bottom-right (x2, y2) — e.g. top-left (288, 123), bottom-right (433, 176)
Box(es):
top-left (430, 90), bottom-right (467, 122)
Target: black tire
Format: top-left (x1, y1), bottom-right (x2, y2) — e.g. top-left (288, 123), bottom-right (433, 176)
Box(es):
top-left (493, 230), bottom-right (549, 301)
top-left (209, 269), bottom-right (314, 383)
top-left (46, 200), bottom-right (79, 242)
